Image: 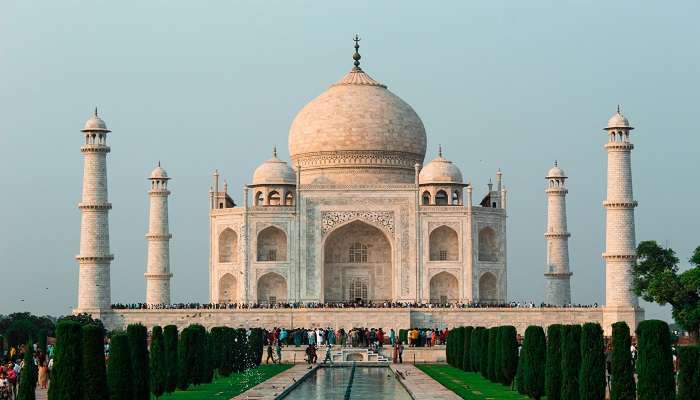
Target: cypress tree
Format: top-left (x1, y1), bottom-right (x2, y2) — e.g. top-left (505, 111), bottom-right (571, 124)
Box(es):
top-left (446, 327), bottom-right (453, 365)
top-left (494, 327), bottom-right (504, 384)
top-left (480, 328), bottom-right (490, 379)
top-left (81, 324), bottom-right (108, 400)
top-left (516, 335), bottom-right (526, 395)
top-left (610, 322), bottom-right (635, 400)
top-left (500, 325), bottom-right (518, 387)
top-left (636, 320), bottom-right (675, 400)
top-left (677, 345), bottom-right (699, 400)
top-left (126, 324), bottom-right (150, 400)
top-left (149, 326), bottom-right (167, 399)
top-left (177, 326), bottom-right (192, 390)
top-left (107, 332), bottom-right (133, 400)
top-left (248, 328), bottom-right (264, 368)
top-left (48, 320), bottom-right (83, 400)
top-left (209, 327), bottom-right (224, 373)
top-left (17, 340), bottom-right (36, 400)
top-left (487, 327), bottom-right (498, 381)
top-left (470, 327), bottom-right (482, 372)
top-left (561, 324), bottom-right (582, 400)
top-left (163, 325), bottom-right (179, 394)
top-left (203, 330), bottom-right (214, 383)
top-left (455, 327), bottom-right (465, 369)
top-left (579, 323), bottom-right (605, 400)
top-left (522, 325), bottom-right (546, 400)
top-left (462, 326), bottom-right (473, 371)
top-left (219, 328), bottom-right (233, 377)
top-left (545, 324), bottom-right (564, 400)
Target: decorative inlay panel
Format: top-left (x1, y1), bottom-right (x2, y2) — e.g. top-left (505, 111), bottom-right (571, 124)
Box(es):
top-left (321, 211), bottom-right (395, 235)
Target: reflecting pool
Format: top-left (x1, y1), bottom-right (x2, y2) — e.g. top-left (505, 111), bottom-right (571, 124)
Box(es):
top-left (282, 366), bottom-right (411, 400)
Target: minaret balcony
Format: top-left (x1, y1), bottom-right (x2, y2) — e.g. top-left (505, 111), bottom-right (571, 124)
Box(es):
top-left (604, 142), bottom-right (634, 151)
top-left (544, 271), bottom-right (573, 278)
top-left (146, 233), bottom-right (172, 240)
top-left (80, 144), bottom-right (111, 153)
top-left (544, 232), bottom-right (571, 238)
top-left (78, 202), bottom-right (112, 210)
top-left (602, 200), bottom-right (637, 209)
top-left (602, 253), bottom-right (637, 260)
top-left (76, 254), bottom-right (114, 263)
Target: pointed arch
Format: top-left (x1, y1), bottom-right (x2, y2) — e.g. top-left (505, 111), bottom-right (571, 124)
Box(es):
top-left (478, 227), bottom-right (499, 261)
top-left (422, 191), bottom-right (431, 205)
top-left (429, 225), bottom-right (458, 261)
top-left (429, 271), bottom-right (459, 303)
top-left (285, 191), bottom-right (294, 206)
top-left (256, 226), bottom-right (287, 261)
top-left (268, 190), bottom-right (281, 206)
top-left (218, 228), bottom-right (238, 263)
top-left (257, 272), bottom-right (287, 304)
top-left (478, 272), bottom-right (498, 302)
top-left (435, 190), bottom-right (448, 205)
top-left (219, 273), bottom-right (237, 303)
top-left (255, 191), bottom-right (264, 206)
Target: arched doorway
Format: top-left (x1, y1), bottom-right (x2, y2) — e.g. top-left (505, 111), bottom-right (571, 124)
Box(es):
top-left (256, 226), bottom-right (287, 261)
top-left (429, 271), bottom-right (458, 304)
top-left (478, 227), bottom-right (498, 261)
top-left (429, 226), bottom-right (458, 261)
top-left (218, 229), bottom-right (238, 263)
top-left (257, 272), bottom-right (287, 304)
top-left (219, 273), bottom-right (237, 303)
top-left (479, 272), bottom-right (498, 303)
top-left (323, 220), bottom-right (392, 303)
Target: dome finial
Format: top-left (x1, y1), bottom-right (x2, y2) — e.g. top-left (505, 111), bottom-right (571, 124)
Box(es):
top-left (617, 104), bottom-right (621, 114)
top-left (352, 34), bottom-right (362, 69)
top-left (273, 145), bottom-right (277, 157)
top-left (554, 160), bottom-right (558, 167)
top-left (158, 160), bottom-right (161, 167)
top-left (438, 144), bottom-right (443, 157)
top-left (94, 107), bottom-right (98, 117)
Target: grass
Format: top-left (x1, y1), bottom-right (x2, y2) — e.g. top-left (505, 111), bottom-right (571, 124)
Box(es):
top-left (154, 364), bottom-right (294, 399)
top-left (416, 364), bottom-right (530, 400)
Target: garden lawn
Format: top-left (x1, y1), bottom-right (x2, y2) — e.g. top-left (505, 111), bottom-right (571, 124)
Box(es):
top-left (416, 364), bottom-right (530, 400)
top-left (155, 364), bottom-right (293, 399)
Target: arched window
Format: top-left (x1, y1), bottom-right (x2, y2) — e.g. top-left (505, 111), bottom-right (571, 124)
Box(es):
top-left (478, 227), bottom-right (498, 262)
top-left (257, 226), bottom-right (288, 261)
top-left (255, 192), bottom-right (264, 206)
top-left (429, 226), bottom-right (458, 261)
top-left (435, 190), bottom-right (448, 205)
top-left (218, 228), bottom-right (238, 263)
top-left (268, 190), bottom-right (281, 206)
top-left (219, 273), bottom-right (237, 303)
top-left (422, 191), bottom-right (431, 205)
top-left (348, 242), bottom-right (368, 263)
top-left (285, 192), bottom-right (294, 206)
top-left (479, 272), bottom-right (498, 302)
top-left (429, 272), bottom-right (459, 303)
top-left (348, 277), bottom-right (368, 302)
top-left (452, 190), bottom-right (460, 205)
top-left (257, 272), bottom-right (287, 304)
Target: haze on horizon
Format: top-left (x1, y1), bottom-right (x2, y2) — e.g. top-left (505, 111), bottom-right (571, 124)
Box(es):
top-left (1, 1), bottom-right (698, 323)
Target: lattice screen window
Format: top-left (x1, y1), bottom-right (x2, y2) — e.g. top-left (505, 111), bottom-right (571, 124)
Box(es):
top-left (348, 277), bottom-right (368, 302)
top-left (439, 250), bottom-right (448, 261)
top-left (267, 249), bottom-right (277, 261)
top-left (348, 242), bottom-right (368, 263)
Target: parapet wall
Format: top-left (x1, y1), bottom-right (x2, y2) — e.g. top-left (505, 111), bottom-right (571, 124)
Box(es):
top-left (95, 306), bottom-right (642, 335)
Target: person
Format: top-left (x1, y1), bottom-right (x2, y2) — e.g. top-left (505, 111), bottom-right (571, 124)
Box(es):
top-left (0, 371), bottom-right (10, 400)
top-left (294, 329), bottom-right (302, 347)
top-left (307, 329), bottom-right (316, 346)
top-left (279, 328), bottom-right (288, 346)
top-left (398, 343), bottom-right (404, 364)
top-left (323, 344), bottom-right (333, 364)
top-left (275, 341), bottom-right (282, 364)
top-left (38, 360), bottom-right (49, 390)
top-left (266, 343), bottom-right (275, 364)
top-left (392, 343), bottom-right (398, 363)
top-left (389, 329), bottom-right (396, 346)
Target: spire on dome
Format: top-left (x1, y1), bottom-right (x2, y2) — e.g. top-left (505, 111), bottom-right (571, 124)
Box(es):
top-left (353, 34), bottom-right (361, 69)
top-left (438, 144), bottom-right (443, 157)
top-left (617, 104), bottom-right (621, 114)
top-left (273, 145), bottom-right (277, 158)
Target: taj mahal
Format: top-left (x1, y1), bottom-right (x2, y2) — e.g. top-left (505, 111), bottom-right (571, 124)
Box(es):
top-left (74, 38), bottom-right (643, 334)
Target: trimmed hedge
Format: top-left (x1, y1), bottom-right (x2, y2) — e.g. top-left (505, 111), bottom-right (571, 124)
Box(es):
top-left (127, 324), bottom-right (150, 400)
top-left (522, 326), bottom-right (546, 400)
top-left (82, 324), bottom-right (108, 400)
top-left (17, 340), bottom-right (36, 400)
top-left (163, 325), bottom-right (179, 394)
top-left (107, 332), bottom-right (133, 400)
top-left (579, 323), bottom-right (605, 400)
top-left (500, 325), bottom-right (518, 387)
top-left (470, 327), bottom-right (483, 373)
top-left (677, 345), bottom-right (699, 400)
top-left (561, 324), bottom-right (581, 400)
top-left (48, 320), bottom-right (83, 400)
top-left (480, 328), bottom-right (489, 379)
top-left (545, 324), bottom-right (564, 400)
top-left (149, 326), bottom-right (167, 399)
top-left (636, 320), bottom-right (675, 400)
top-left (462, 326), bottom-right (473, 371)
top-left (610, 322), bottom-right (635, 400)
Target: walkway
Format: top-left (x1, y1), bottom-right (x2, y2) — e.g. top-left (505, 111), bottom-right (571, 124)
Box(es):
top-left (232, 364), bottom-right (317, 400)
top-left (390, 364), bottom-right (461, 400)
top-left (36, 388), bottom-right (48, 400)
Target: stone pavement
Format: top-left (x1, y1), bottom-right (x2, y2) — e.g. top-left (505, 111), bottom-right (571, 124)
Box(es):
top-left (36, 388), bottom-right (48, 400)
top-left (232, 364), bottom-right (317, 400)
top-left (390, 364), bottom-right (461, 400)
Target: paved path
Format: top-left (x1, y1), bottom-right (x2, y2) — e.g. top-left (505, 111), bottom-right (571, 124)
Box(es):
top-left (232, 364), bottom-right (318, 400)
top-left (390, 364), bottom-right (461, 400)
top-left (36, 387), bottom-right (48, 400)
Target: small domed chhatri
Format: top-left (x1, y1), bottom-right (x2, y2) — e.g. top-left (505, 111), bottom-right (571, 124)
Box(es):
top-left (149, 162), bottom-right (169, 180)
top-left (252, 147), bottom-right (296, 185)
top-left (546, 161), bottom-right (566, 179)
top-left (606, 105), bottom-right (633, 130)
top-left (82, 108), bottom-right (110, 132)
top-left (419, 146), bottom-right (463, 184)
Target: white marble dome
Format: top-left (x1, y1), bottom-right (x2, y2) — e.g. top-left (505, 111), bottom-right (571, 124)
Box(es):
top-left (252, 151), bottom-right (296, 185)
top-left (606, 110), bottom-right (632, 130)
top-left (288, 67), bottom-right (427, 165)
top-left (420, 152), bottom-right (463, 184)
top-left (150, 165), bottom-right (169, 179)
top-left (546, 163), bottom-right (566, 178)
top-left (82, 109), bottom-right (109, 132)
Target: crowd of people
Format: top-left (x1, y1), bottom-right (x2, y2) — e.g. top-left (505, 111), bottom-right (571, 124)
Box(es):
top-left (111, 301), bottom-right (600, 310)
top-left (0, 343), bottom-right (52, 399)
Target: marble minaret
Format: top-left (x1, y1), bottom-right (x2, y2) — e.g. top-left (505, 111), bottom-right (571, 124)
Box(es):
top-left (145, 163), bottom-right (173, 305)
top-left (603, 107), bottom-right (639, 308)
top-left (544, 161), bottom-right (572, 305)
top-left (76, 109), bottom-right (113, 311)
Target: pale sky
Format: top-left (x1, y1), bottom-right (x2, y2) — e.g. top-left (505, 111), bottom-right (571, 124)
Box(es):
top-left (1, 1), bottom-right (698, 323)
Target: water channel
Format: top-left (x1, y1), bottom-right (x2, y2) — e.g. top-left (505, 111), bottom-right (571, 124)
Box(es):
top-left (281, 365), bottom-right (412, 400)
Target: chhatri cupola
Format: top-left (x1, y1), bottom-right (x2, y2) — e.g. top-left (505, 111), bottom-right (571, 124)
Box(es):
top-left (250, 147), bottom-right (296, 206)
top-left (419, 146), bottom-right (466, 205)
top-left (288, 36), bottom-right (427, 185)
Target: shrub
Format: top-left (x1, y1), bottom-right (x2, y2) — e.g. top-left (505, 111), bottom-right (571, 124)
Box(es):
top-left (177, 326), bottom-right (193, 390)
top-left (487, 328), bottom-right (497, 381)
top-left (610, 322), bottom-right (635, 400)
top-left (494, 327), bottom-right (504, 384)
top-left (462, 326), bottom-right (473, 371)
top-left (545, 324), bottom-right (564, 400)
top-left (127, 324), bottom-right (150, 400)
top-left (107, 332), bottom-right (133, 400)
top-left (636, 320), bottom-right (675, 400)
top-left (500, 325), bottom-right (518, 387)
top-left (561, 324), bottom-right (581, 400)
top-left (17, 340), bottom-right (36, 400)
top-left (82, 324), bottom-right (108, 400)
top-left (470, 327), bottom-right (483, 372)
top-left (163, 325), bottom-right (179, 394)
top-left (454, 327), bottom-right (464, 369)
top-left (677, 345), bottom-right (699, 400)
top-left (149, 326), bottom-right (166, 399)
top-left (579, 323), bottom-right (605, 400)
top-left (48, 320), bottom-right (83, 400)
top-left (219, 328), bottom-right (234, 377)
top-left (522, 326), bottom-right (546, 399)
top-left (480, 328), bottom-right (490, 379)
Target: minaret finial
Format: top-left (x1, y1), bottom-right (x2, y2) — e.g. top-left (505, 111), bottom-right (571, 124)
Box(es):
top-left (353, 34), bottom-right (361, 69)
top-left (617, 104), bottom-right (621, 114)
top-left (273, 145), bottom-right (277, 157)
top-left (94, 107), bottom-right (98, 117)
top-left (158, 160), bottom-right (161, 167)
top-left (438, 144), bottom-right (443, 157)
top-left (554, 160), bottom-right (558, 167)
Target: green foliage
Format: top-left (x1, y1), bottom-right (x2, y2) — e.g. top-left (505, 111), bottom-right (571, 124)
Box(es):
top-left (177, 326), bottom-right (193, 390)
top-left (522, 326), bottom-right (546, 399)
top-left (516, 342), bottom-right (526, 395)
top-left (636, 320), bottom-right (675, 400)
top-left (545, 324), bottom-right (564, 400)
top-left (634, 241), bottom-right (700, 337)
top-left (81, 324), bottom-right (108, 400)
top-left (610, 322), bottom-right (636, 400)
top-left (248, 328), bottom-right (264, 368)
top-left (500, 326), bottom-right (518, 387)
top-left (454, 327), bottom-right (465, 369)
top-left (0, 312), bottom-right (55, 348)
top-left (107, 332), bottom-right (133, 400)
top-left (37, 330), bottom-right (47, 355)
top-left (126, 324), bottom-right (150, 400)
top-left (579, 323), bottom-right (605, 400)
top-left (149, 326), bottom-right (167, 399)
top-left (56, 313), bottom-right (104, 335)
top-left (494, 327), bottom-right (505, 384)
top-left (5, 320), bottom-right (37, 349)
top-left (17, 340), bottom-right (36, 400)
top-left (677, 345), bottom-right (699, 400)
top-left (487, 328), bottom-right (497, 381)
top-left (209, 327), bottom-right (224, 374)
top-left (470, 327), bottom-right (483, 373)
top-left (462, 326), bottom-right (473, 371)
top-left (163, 325), bottom-right (179, 394)
top-left (561, 324), bottom-right (582, 400)
top-left (480, 328), bottom-right (489, 379)
top-left (203, 330), bottom-right (214, 383)
top-left (48, 320), bottom-right (83, 400)
top-left (219, 328), bottom-right (234, 377)
top-left (417, 364), bottom-right (537, 400)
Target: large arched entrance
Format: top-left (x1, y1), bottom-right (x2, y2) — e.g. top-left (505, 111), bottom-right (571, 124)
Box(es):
top-left (218, 273), bottom-right (237, 303)
top-left (429, 271), bottom-right (458, 303)
top-left (323, 220), bottom-right (392, 303)
top-left (479, 272), bottom-right (498, 303)
top-left (257, 272), bottom-right (287, 304)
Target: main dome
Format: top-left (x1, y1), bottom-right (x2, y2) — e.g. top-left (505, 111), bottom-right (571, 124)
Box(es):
top-left (288, 57), bottom-right (427, 185)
